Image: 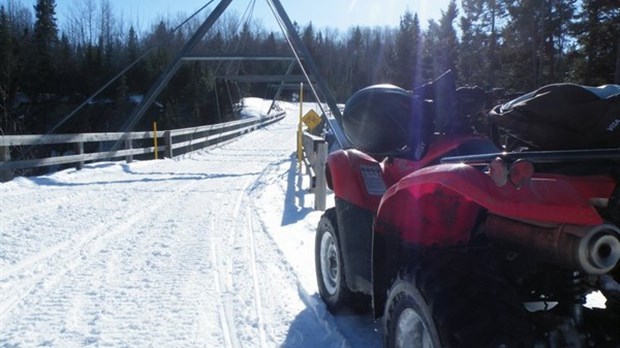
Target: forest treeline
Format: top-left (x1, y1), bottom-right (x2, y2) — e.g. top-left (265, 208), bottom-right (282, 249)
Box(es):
top-left (1, 0), bottom-right (619, 135)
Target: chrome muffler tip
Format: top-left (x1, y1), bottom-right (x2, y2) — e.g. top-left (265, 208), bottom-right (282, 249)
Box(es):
top-left (580, 224), bottom-right (620, 274)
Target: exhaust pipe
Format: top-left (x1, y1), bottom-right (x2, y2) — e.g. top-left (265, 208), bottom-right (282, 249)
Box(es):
top-left (485, 215), bottom-right (620, 275)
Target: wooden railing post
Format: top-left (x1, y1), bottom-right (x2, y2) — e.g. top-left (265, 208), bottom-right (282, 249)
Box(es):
top-left (74, 142), bottom-right (84, 170)
top-left (125, 137), bottom-right (133, 163)
top-left (314, 140), bottom-right (327, 211)
top-left (1, 146), bottom-right (12, 182)
top-left (164, 131), bottom-right (173, 158)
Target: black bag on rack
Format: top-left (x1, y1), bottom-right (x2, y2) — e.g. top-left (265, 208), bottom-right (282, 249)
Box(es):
top-left (489, 83), bottom-right (620, 151)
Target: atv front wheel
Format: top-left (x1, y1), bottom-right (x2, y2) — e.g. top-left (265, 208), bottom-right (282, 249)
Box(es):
top-left (384, 251), bottom-right (532, 348)
top-left (315, 208), bottom-right (368, 312)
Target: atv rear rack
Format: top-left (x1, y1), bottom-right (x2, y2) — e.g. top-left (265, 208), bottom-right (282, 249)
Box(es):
top-left (441, 148), bottom-right (620, 166)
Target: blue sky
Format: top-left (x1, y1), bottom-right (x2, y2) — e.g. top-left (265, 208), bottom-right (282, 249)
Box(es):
top-left (52, 0), bottom-right (455, 33)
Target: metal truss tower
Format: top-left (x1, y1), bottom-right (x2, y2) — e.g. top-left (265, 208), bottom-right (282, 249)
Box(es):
top-left (124, 0), bottom-right (349, 148)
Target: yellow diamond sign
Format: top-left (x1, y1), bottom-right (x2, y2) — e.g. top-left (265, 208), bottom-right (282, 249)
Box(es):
top-left (302, 109), bottom-right (322, 130)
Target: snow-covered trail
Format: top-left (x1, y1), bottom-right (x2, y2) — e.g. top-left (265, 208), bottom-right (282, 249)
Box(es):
top-left (0, 100), bottom-right (381, 347)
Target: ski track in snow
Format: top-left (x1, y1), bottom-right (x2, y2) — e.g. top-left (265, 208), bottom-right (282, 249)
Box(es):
top-left (0, 100), bottom-right (382, 347)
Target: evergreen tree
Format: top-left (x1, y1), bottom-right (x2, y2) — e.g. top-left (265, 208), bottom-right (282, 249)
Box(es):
top-left (126, 26), bottom-right (148, 93)
top-left (301, 22), bottom-right (317, 59)
top-left (261, 32), bottom-right (287, 78)
top-left (146, 21), bottom-right (173, 91)
top-left (316, 28), bottom-right (346, 98)
top-left (546, 0), bottom-right (576, 82)
top-left (32, 0), bottom-right (58, 95)
top-left (346, 26), bottom-right (365, 93)
top-left (501, 0), bottom-right (539, 89)
top-left (570, 0), bottom-right (619, 84)
top-left (208, 30), bottom-right (225, 55)
top-left (98, 0), bottom-right (115, 80)
top-left (459, 0), bottom-right (506, 87)
top-left (367, 29), bottom-right (390, 85)
top-left (1, 1), bottom-right (32, 134)
top-left (501, 0), bottom-right (575, 89)
top-left (79, 42), bottom-right (103, 95)
top-left (184, 61), bottom-right (209, 125)
top-left (55, 33), bottom-right (76, 96)
top-left (436, 0), bottom-right (459, 76)
top-left (459, 9), bottom-right (482, 85)
top-left (391, 9), bottom-right (421, 89)
top-left (237, 22), bottom-right (256, 80)
top-left (422, 19), bottom-right (440, 81)
top-left (0, 6), bottom-right (11, 133)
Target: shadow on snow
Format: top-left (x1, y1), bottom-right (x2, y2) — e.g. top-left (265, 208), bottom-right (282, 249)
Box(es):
top-left (281, 153), bottom-right (314, 226)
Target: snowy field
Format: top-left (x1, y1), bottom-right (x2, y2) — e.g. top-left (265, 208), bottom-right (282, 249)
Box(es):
top-left (0, 99), bottom-right (382, 347)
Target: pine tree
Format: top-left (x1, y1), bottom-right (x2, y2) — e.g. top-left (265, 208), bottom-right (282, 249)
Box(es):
top-left (1, 1), bottom-right (32, 134)
top-left (55, 33), bottom-right (75, 96)
top-left (146, 21), bottom-right (173, 95)
top-left (435, 0), bottom-right (459, 77)
top-left (368, 29), bottom-right (389, 85)
top-left (301, 22), bottom-right (317, 59)
top-left (501, 0), bottom-right (540, 89)
top-left (459, 0), bottom-right (506, 87)
top-left (126, 26), bottom-right (148, 93)
top-left (346, 26), bottom-right (365, 93)
top-left (546, 0), bottom-right (576, 82)
top-left (501, 0), bottom-right (577, 90)
top-left (185, 61), bottom-right (208, 125)
top-left (0, 6), bottom-right (11, 134)
top-left (391, 9), bottom-right (421, 89)
top-left (99, 0), bottom-right (116, 84)
top-left (422, 20), bottom-right (440, 81)
top-left (570, 0), bottom-right (619, 84)
top-left (32, 0), bottom-right (58, 96)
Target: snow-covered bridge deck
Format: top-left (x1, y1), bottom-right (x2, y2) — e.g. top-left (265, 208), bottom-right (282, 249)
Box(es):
top-left (0, 100), bottom-right (381, 347)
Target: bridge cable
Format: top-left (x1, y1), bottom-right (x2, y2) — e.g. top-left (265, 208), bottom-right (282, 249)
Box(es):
top-left (264, 0), bottom-right (328, 117)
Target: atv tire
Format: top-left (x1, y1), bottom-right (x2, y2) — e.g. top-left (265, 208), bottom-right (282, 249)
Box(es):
top-left (315, 208), bottom-right (369, 313)
top-left (384, 250), bottom-right (532, 348)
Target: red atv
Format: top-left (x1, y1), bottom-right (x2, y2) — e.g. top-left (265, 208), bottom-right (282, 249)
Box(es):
top-left (315, 82), bottom-right (620, 347)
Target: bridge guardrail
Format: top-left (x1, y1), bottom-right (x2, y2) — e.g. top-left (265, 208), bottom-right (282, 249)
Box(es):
top-left (0, 112), bottom-right (286, 182)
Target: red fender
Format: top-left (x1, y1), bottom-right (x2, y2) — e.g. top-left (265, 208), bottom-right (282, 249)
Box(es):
top-left (326, 149), bottom-right (388, 212)
top-left (375, 163), bottom-right (611, 246)
top-left (327, 135), bottom-right (497, 213)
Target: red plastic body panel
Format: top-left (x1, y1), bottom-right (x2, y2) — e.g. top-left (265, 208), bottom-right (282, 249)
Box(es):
top-left (326, 149), bottom-right (388, 212)
top-left (555, 174), bottom-right (616, 202)
top-left (375, 178), bottom-right (480, 246)
top-left (327, 135), bottom-right (489, 212)
top-left (382, 135), bottom-right (488, 184)
top-left (329, 133), bottom-right (613, 247)
top-left (376, 163), bottom-right (612, 246)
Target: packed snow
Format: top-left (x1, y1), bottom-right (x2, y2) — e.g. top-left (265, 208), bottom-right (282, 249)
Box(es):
top-left (0, 99), bottom-right (382, 347)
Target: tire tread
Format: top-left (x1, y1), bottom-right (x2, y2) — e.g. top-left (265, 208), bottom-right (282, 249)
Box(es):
top-left (385, 250), bottom-right (533, 348)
